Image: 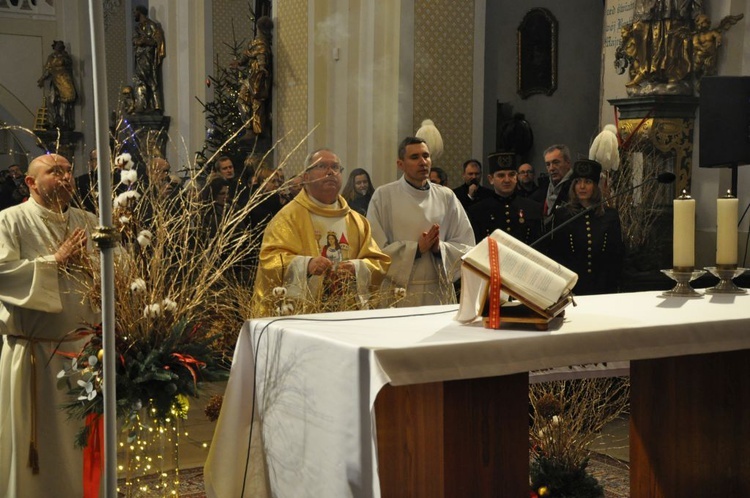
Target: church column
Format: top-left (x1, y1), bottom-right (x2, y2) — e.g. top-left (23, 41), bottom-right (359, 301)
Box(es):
top-left (306, 0), bottom-right (403, 186)
top-left (278, 0), bottom-right (480, 183)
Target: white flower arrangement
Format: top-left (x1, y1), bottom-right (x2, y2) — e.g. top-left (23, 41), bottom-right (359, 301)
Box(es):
top-left (161, 298), bottom-right (178, 312)
top-left (275, 302), bottom-right (295, 316)
top-left (120, 169), bottom-right (138, 186)
top-left (272, 286), bottom-right (294, 316)
top-left (114, 190), bottom-right (141, 208)
top-left (130, 278), bottom-right (147, 294)
top-left (137, 230), bottom-right (153, 248)
top-left (143, 303), bottom-right (163, 318)
top-left (115, 153), bottom-right (134, 171)
top-left (77, 378), bottom-right (97, 401)
top-left (58, 355), bottom-right (101, 402)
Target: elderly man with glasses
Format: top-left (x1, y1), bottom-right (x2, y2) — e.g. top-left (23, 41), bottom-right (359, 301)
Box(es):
top-left (250, 148), bottom-right (390, 316)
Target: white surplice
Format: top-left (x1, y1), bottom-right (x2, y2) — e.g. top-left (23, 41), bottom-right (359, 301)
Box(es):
top-left (367, 177), bottom-right (475, 307)
top-left (0, 198), bottom-right (99, 498)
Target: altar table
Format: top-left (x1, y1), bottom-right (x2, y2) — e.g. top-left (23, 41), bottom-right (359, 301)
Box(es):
top-left (204, 290), bottom-right (750, 497)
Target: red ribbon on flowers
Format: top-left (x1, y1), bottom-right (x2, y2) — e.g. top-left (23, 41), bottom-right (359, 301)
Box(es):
top-left (171, 353), bottom-right (207, 387)
top-left (487, 237), bottom-right (502, 329)
top-left (83, 413), bottom-right (104, 498)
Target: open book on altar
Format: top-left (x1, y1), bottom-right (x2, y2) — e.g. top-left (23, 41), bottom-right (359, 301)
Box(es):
top-left (455, 229), bottom-right (578, 323)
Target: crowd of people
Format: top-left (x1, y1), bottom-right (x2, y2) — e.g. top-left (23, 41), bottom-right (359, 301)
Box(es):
top-left (0, 139), bottom-right (626, 302)
top-left (0, 138), bottom-right (626, 496)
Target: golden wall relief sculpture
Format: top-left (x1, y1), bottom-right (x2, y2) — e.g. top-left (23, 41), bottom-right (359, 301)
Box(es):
top-left (614, 0), bottom-right (744, 96)
top-left (618, 116), bottom-right (694, 194)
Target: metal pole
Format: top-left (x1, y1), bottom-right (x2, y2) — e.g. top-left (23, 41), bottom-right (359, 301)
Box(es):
top-left (87, 1), bottom-right (118, 496)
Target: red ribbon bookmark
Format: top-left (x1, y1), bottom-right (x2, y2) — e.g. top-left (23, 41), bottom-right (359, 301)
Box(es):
top-left (487, 237), bottom-right (502, 329)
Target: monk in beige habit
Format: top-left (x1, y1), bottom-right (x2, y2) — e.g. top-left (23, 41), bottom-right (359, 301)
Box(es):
top-left (0, 153), bottom-right (99, 497)
top-left (249, 148), bottom-right (390, 317)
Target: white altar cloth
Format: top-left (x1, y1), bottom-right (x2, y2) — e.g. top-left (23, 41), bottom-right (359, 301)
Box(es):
top-left (204, 290), bottom-right (750, 497)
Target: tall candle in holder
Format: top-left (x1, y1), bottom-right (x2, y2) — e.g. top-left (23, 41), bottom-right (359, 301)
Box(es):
top-left (716, 191), bottom-right (739, 267)
top-left (673, 191), bottom-right (695, 269)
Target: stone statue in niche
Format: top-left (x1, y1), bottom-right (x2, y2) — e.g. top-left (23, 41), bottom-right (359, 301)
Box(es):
top-left (37, 40), bottom-right (77, 130)
top-left (615, 1), bottom-right (744, 96)
top-left (234, 16), bottom-right (273, 136)
top-left (132, 5), bottom-right (165, 113)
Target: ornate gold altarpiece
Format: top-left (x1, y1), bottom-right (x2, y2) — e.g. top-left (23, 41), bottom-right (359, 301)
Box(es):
top-left (609, 96), bottom-right (699, 196)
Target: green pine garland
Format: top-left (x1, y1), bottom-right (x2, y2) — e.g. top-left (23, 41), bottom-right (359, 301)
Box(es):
top-left (530, 456), bottom-right (604, 498)
top-left (58, 319), bottom-right (228, 448)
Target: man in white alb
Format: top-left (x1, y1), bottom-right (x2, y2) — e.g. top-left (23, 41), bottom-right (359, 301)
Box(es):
top-left (367, 136), bottom-right (475, 307)
top-left (0, 153), bottom-right (100, 497)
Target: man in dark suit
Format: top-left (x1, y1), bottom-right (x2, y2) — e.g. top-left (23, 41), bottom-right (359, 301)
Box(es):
top-left (452, 158), bottom-right (492, 209)
top-left (516, 162), bottom-right (541, 199)
top-left (539, 144), bottom-right (573, 229)
top-left (75, 149), bottom-right (98, 212)
top-left (1, 164), bottom-right (28, 209)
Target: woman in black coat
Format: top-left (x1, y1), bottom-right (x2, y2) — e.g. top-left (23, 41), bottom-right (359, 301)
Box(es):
top-left (549, 159), bottom-right (624, 295)
top-left (341, 168), bottom-right (374, 216)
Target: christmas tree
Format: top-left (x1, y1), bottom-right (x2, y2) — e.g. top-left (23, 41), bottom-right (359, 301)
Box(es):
top-left (195, 29), bottom-right (250, 172)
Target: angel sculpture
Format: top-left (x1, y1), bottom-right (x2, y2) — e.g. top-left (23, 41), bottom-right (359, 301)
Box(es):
top-left (692, 13), bottom-right (744, 82)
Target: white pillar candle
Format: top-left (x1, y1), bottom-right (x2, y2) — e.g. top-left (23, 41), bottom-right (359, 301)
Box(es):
top-left (716, 192), bottom-right (738, 266)
top-left (673, 192), bottom-right (695, 269)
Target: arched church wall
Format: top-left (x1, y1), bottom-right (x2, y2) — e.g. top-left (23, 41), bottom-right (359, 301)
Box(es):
top-left (0, 2), bottom-right (125, 173)
top-left (483, 1), bottom-right (605, 176)
top-left (0, 18), bottom-right (56, 169)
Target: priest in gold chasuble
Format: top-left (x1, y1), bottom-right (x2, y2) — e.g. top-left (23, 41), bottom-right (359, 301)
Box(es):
top-left (250, 149), bottom-right (390, 317)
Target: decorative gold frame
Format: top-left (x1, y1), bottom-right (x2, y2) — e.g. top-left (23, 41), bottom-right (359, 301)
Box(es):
top-left (517, 8), bottom-right (558, 99)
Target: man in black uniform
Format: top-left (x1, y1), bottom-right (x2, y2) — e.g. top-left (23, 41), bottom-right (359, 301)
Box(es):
top-left (465, 154), bottom-right (542, 245)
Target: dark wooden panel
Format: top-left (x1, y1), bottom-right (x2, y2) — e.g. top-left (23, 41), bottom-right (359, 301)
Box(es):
top-left (443, 374), bottom-right (529, 498)
top-left (376, 382), bottom-right (445, 498)
top-left (631, 349), bottom-right (750, 497)
top-left (375, 374), bottom-right (529, 498)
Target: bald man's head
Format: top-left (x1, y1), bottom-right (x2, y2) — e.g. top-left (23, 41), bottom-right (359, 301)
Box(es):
top-left (26, 153), bottom-right (74, 211)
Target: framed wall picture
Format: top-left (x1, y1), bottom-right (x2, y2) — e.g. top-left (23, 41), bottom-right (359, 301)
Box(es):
top-left (517, 8), bottom-right (558, 99)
